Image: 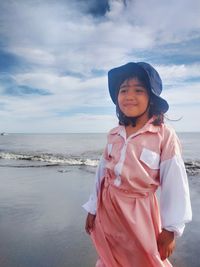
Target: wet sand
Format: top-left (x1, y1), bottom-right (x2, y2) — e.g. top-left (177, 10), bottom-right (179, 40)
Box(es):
top-left (0, 164), bottom-right (199, 267)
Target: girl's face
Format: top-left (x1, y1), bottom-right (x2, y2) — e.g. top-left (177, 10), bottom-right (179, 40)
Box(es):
top-left (117, 78), bottom-right (149, 118)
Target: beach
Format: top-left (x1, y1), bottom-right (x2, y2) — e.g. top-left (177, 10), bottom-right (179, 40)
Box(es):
top-left (0, 163), bottom-right (97, 267)
top-left (0, 133), bottom-right (199, 267)
top-left (0, 164), bottom-right (199, 267)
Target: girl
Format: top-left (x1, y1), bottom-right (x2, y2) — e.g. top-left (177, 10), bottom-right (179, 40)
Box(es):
top-left (83, 62), bottom-right (192, 267)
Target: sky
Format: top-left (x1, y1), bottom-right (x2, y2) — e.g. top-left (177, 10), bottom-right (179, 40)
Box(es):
top-left (0, 0), bottom-right (200, 133)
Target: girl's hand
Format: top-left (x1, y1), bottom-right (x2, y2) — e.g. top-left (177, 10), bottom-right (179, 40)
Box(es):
top-left (85, 213), bottom-right (96, 234)
top-left (157, 229), bottom-right (176, 261)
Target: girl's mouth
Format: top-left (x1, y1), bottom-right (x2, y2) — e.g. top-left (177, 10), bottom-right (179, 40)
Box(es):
top-left (123, 103), bottom-right (138, 107)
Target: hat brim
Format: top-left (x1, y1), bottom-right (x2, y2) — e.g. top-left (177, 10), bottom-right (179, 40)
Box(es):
top-left (151, 94), bottom-right (169, 113)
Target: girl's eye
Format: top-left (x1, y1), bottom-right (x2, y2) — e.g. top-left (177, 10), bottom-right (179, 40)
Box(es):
top-left (119, 87), bottom-right (128, 93)
top-left (136, 88), bottom-right (145, 93)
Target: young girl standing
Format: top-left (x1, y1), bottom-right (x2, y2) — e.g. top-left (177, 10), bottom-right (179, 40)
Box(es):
top-left (83, 62), bottom-right (192, 267)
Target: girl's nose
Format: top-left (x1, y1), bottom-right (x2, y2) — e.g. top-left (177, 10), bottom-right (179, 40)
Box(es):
top-left (126, 89), bottom-right (136, 99)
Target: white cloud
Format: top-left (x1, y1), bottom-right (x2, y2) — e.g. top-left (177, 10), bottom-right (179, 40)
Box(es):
top-left (1, 71), bottom-right (112, 122)
top-left (0, 112), bottom-right (118, 133)
top-left (2, 0), bottom-right (199, 74)
top-left (14, 71), bottom-right (110, 106)
top-left (157, 64), bottom-right (200, 81)
top-left (121, 0), bottom-right (200, 44)
top-left (10, 47), bottom-right (55, 66)
top-left (15, 72), bottom-right (84, 94)
top-left (163, 82), bottom-right (200, 105)
top-left (167, 104), bottom-right (200, 132)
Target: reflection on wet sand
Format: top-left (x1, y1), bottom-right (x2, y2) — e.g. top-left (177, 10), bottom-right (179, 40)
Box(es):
top-left (0, 165), bottom-right (199, 267)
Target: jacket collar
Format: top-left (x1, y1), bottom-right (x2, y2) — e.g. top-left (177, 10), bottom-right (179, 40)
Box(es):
top-left (110, 117), bottom-right (160, 138)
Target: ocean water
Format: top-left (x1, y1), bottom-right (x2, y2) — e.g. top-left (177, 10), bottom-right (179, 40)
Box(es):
top-left (0, 133), bottom-right (105, 168)
top-left (0, 132), bottom-right (199, 175)
top-left (0, 132), bottom-right (200, 267)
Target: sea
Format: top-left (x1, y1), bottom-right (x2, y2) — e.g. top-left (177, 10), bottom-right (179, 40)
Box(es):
top-left (0, 132), bottom-right (200, 267)
top-left (0, 132), bottom-right (200, 176)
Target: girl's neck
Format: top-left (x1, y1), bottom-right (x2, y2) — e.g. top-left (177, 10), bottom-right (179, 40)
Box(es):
top-left (125, 113), bottom-right (150, 138)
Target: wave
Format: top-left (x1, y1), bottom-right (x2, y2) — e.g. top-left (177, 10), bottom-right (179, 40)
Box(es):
top-left (0, 152), bottom-right (98, 167)
top-left (0, 152), bottom-right (200, 175)
top-left (185, 161), bottom-right (200, 176)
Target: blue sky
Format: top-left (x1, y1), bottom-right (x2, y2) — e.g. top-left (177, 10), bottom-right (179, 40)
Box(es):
top-left (0, 0), bottom-right (200, 133)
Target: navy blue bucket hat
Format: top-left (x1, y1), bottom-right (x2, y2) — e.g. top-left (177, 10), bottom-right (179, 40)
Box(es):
top-left (108, 62), bottom-right (169, 113)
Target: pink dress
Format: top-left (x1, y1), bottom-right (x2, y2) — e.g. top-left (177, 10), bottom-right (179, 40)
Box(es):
top-left (83, 119), bottom-right (192, 267)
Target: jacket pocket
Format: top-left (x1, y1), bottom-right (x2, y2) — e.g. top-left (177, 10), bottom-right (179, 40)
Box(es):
top-left (140, 148), bottom-right (160, 170)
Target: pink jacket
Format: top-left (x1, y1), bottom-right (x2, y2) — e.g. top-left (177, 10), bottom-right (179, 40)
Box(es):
top-left (83, 119), bottom-right (192, 236)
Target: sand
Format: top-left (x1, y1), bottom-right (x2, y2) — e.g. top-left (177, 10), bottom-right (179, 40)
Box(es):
top-left (0, 164), bottom-right (199, 267)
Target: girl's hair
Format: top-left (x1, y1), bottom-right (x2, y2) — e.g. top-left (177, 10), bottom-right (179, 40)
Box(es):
top-left (148, 97), bottom-right (164, 126)
top-left (116, 75), bottom-right (164, 127)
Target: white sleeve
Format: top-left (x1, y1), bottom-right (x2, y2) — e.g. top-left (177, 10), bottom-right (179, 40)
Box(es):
top-left (160, 155), bottom-right (192, 237)
top-left (82, 156), bottom-right (106, 215)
